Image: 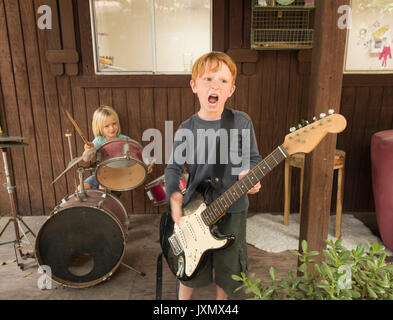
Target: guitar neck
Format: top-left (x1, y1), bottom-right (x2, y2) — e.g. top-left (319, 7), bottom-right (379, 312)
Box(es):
top-left (202, 145), bottom-right (289, 226)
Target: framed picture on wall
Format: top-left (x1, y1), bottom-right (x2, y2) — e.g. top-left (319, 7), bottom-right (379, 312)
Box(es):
top-left (344, 0), bottom-right (393, 74)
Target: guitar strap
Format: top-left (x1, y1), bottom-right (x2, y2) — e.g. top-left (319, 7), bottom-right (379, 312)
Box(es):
top-left (157, 108), bottom-right (234, 295)
top-left (155, 252), bottom-right (163, 300)
top-left (210, 108), bottom-right (234, 191)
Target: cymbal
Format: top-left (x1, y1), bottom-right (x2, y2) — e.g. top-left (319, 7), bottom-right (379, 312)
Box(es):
top-left (52, 145), bottom-right (101, 184)
top-left (0, 142), bottom-right (29, 149)
top-left (0, 134), bottom-right (27, 142)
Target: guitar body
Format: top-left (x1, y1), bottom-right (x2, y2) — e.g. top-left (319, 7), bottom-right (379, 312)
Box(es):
top-left (160, 183), bottom-right (235, 281)
top-left (159, 112), bottom-right (347, 281)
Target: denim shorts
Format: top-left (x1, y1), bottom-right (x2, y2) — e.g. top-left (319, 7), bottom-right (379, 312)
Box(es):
top-left (181, 211), bottom-right (248, 298)
top-left (84, 173), bottom-right (99, 189)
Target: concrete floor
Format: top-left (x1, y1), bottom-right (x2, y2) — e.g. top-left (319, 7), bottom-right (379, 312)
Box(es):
top-left (0, 212), bottom-right (385, 300)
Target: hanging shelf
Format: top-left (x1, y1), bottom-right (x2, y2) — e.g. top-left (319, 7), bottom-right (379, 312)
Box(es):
top-left (251, 0), bottom-right (315, 50)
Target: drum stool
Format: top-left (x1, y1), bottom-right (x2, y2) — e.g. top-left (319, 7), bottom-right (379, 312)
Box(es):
top-left (283, 149), bottom-right (346, 238)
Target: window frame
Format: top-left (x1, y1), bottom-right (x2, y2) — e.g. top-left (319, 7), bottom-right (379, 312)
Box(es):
top-left (89, 0), bottom-right (213, 75)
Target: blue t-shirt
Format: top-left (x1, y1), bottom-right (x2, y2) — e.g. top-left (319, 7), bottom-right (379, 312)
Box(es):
top-left (92, 134), bottom-right (130, 147)
top-left (165, 110), bottom-right (261, 213)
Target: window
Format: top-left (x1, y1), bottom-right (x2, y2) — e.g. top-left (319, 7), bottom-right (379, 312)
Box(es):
top-left (344, 0), bottom-right (393, 73)
top-left (90, 0), bottom-right (212, 74)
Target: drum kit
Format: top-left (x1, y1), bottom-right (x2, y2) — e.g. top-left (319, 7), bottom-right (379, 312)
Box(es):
top-left (35, 114), bottom-right (188, 288)
top-left (0, 109), bottom-right (189, 289)
top-left (36, 136), bottom-right (149, 288)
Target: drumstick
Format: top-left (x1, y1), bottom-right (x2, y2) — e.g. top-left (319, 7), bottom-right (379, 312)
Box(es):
top-left (147, 159), bottom-right (156, 174)
top-left (63, 109), bottom-right (91, 145)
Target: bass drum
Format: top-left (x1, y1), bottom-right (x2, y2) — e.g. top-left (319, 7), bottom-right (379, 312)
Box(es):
top-left (35, 189), bottom-right (128, 288)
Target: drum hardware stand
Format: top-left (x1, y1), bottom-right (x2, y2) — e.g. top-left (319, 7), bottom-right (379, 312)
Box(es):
top-left (75, 166), bottom-right (93, 201)
top-left (121, 262), bottom-right (146, 277)
top-left (65, 130), bottom-right (74, 161)
top-left (0, 131), bottom-right (36, 271)
top-left (64, 130), bottom-right (94, 197)
top-left (77, 167), bottom-right (86, 197)
top-left (65, 130), bottom-right (83, 194)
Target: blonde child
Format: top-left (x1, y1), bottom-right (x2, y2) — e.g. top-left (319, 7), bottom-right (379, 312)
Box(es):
top-left (81, 105), bottom-right (129, 190)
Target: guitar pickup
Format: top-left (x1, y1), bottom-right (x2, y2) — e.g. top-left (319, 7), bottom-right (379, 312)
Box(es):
top-left (168, 234), bottom-right (183, 256)
top-left (185, 221), bottom-right (196, 241)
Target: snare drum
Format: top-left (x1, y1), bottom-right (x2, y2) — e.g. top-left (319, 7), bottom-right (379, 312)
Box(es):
top-left (145, 173), bottom-right (188, 206)
top-left (95, 139), bottom-right (147, 191)
top-left (35, 189), bottom-right (128, 288)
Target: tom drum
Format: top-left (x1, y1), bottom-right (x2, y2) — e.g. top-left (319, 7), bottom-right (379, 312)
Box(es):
top-left (145, 173), bottom-right (189, 206)
top-left (95, 139), bottom-right (147, 191)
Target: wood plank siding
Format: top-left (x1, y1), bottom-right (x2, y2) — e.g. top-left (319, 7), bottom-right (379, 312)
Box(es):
top-left (0, 0), bottom-right (392, 216)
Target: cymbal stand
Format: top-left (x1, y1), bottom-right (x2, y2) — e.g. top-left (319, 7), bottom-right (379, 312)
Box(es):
top-left (121, 262), bottom-right (146, 277)
top-left (0, 147), bottom-right (36, 270)
top-left (76, 166), bottom-right (87, 200)
top-left (65, 130), bottom-right (74, 161)
top-left (65, 131), bottom-right (79, 193)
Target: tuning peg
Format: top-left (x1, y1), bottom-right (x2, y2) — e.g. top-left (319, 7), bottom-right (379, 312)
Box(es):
top-left (320, 113), bottom-right (326, 119)
top-left (328, 109), bottom-right (335, 115)
top-left (289, 127), bottom-right (296, 133)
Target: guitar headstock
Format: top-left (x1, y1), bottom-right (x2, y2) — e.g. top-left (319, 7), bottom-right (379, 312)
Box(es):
top-left (282, 110), bottom-right (347, 156)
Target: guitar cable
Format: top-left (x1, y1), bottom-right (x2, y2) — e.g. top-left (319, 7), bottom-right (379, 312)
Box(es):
top-left (175, 277), bottom-right (180, 300)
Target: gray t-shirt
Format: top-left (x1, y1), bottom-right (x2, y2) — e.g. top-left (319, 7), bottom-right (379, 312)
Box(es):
top-left (165, 109), bottom-right (262, 213)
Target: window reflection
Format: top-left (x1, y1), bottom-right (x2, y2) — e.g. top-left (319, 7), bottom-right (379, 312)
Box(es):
top-left (91, 0), bottom-right (212, 74)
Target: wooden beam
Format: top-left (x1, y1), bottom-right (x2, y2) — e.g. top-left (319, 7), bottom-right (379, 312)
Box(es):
top-left (58, 0), bottom-right (79, 75)
top-left (229, 0), bottom-right (243, 49)
top-left (343, 74), bottom-right (393, 87)
top-left (213, 0), bottom-right (226, 51)
top-left (226, 49), bottom-right (259, 63)
top-left (46, 49), bottom-right (79, 63)
top-left (299, 1), bottom-right (349, 264)
top-left (41, 0), bottom-right (63, 76)
top-left (72, 75), bottom-right (191, 88)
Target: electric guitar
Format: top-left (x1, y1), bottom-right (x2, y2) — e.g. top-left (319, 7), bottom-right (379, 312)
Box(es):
top-left (160, 111), bottom-right (347, 281)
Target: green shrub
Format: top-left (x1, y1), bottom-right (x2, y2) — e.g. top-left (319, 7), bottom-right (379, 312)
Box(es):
top-left (232, 239), bottom-right (393, 300)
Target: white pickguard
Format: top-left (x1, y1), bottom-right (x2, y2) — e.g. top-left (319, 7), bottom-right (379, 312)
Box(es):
top-left (173, 202), bottom-right (229, 277)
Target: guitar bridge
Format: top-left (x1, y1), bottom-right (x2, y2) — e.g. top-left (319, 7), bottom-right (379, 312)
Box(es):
top-left (168, 234), bottom-right (183, 256)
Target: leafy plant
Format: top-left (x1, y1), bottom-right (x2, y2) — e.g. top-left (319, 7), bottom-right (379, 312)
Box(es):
top-left (232, 239), bottom-right (393, 300)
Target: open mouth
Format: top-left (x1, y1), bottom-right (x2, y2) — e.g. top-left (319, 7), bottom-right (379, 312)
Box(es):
top-left (208, 94), bottom-right (219, 105)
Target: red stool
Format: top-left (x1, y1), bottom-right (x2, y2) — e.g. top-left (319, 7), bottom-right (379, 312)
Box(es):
top-left (371, 130), bottom-right (393, 251)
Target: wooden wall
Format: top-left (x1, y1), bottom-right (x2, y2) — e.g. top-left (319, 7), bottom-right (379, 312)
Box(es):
top-left (339, 77), bottom-right (393, 212)
top-left (0, 0), bottom-right (392, 216)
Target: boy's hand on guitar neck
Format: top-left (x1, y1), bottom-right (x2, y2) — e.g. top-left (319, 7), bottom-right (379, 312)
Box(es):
top-left (170, 191), bottom-right (183, 226)
top-left (239, 169), bottom-right (261, 194)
